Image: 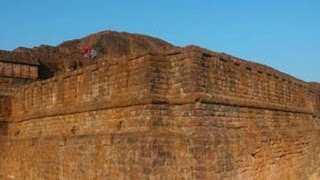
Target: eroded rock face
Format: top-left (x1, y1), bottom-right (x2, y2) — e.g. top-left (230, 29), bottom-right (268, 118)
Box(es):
top-left (1, 31), bottom-right (175, 78)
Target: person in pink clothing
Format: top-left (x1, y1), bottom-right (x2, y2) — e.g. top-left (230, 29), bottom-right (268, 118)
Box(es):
top-left (82, 45), bottom-right (90, 57)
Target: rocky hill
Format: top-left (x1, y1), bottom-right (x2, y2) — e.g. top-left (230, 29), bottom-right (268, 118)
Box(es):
top-left (0, 31), bottom-right (175, 79)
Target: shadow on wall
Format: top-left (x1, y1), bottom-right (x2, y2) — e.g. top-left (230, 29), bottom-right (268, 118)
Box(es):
top-left (38, 62), bottom-right (55, 80)
top-left (0, 121), bottom-right (8, 139)
top-left (0, 120), bottom-right (8, 134)
top-left (0, 121), bottom-right (8, 179)
top-left (0, 96), bottom-right (9, 178)
top-left (0, 96), bottom-right (10, 148)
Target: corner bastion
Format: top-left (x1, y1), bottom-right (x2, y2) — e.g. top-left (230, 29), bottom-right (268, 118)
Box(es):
top-left (0, 44), bottom-right (319, 179)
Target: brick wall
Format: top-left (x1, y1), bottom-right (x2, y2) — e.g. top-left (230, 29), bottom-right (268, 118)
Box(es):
top-left (9, 54), bottom-right (159, 123)
top-left (0, 61), bottom-right (38, 79)
top-left (1, 47), bottom-right (319, 179)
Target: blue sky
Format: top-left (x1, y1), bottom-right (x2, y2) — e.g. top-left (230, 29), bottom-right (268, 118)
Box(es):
top-left (1, 0), bottom-right (320, 82)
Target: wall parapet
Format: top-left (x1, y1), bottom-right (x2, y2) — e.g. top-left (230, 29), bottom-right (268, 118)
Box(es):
top-left (196, 48), bottom-right (315, 114)
top-left (10, 54), bottom-right (158, 122)
top-left (0, 60), bottom-right (38, 79)
top-left (9, 47), bottom-right (320, 122)
top-left (161, 47), bottom-right (318, 116)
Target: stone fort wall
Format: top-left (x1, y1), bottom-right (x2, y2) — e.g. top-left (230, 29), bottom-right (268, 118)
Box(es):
top-left (0, 61), bottom-right (38, 80)
top-left (0, 47), bottom-right (319, 179)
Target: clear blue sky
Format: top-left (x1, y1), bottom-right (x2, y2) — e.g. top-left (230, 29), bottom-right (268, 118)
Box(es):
top-left (1, 0), bottom-right (320, 82)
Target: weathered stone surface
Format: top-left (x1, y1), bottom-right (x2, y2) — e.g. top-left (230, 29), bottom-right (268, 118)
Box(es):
top-left (0, 32), bottom-right (319, 179)
top-left (0, 31), bottom-right (175, 78)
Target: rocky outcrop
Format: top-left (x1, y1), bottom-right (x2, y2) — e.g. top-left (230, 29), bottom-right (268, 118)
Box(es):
top-left (1, 31), bottom-right (175, 78)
